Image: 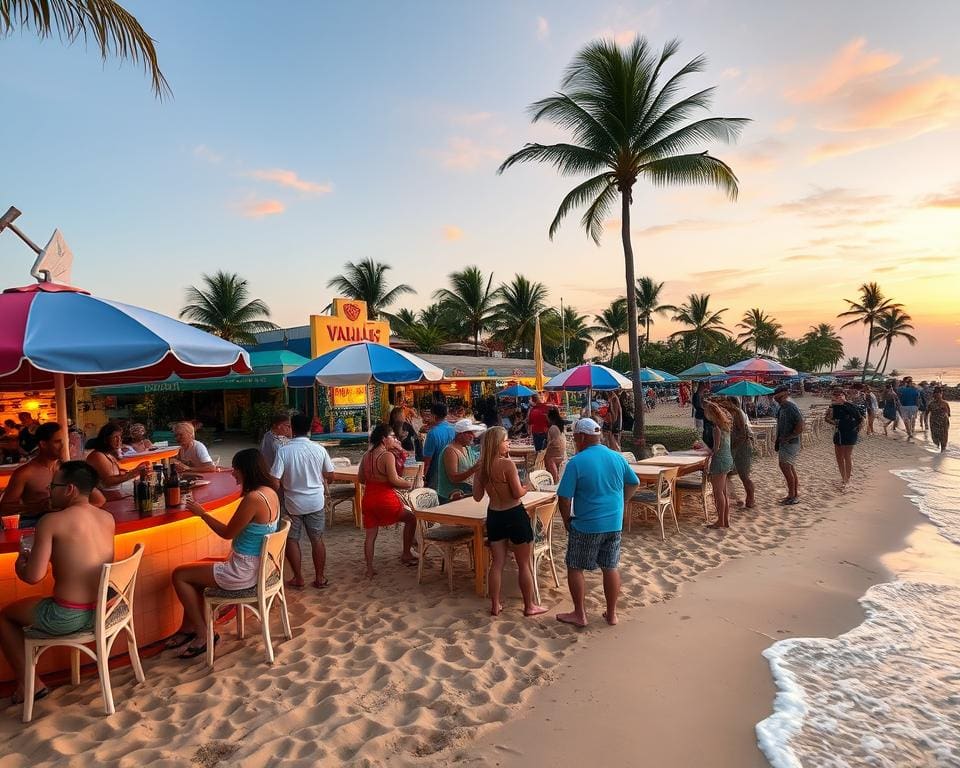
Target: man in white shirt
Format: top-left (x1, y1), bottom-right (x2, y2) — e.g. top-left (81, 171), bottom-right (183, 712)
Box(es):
top-left (172, 421), bottom-right (217, 473)
top-left (271, 413), bottom-right (334, 589)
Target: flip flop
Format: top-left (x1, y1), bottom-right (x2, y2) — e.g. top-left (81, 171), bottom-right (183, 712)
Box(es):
top-left (312, 578), bottom-right (330, 589)
top-left (785, 498), bottom-right (800, 506)
top-left (11, 687), bottom-right (49, 706)
top-left (285, 579), bottom-right (306, 590)
top-left (179, 633), bottom-right (219, 659)
top-left (163, 631), bottom-right (196, 650)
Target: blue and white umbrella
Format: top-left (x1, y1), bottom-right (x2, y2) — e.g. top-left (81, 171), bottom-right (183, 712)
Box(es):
top-left (286, 342), bottom-right (444, 431)
top-left (650, 368), bottom-right (680, 383)
top-left (497, 384), bottom-right (536, 398)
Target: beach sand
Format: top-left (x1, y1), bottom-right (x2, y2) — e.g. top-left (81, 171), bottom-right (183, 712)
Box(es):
top-left (0, 403), bottom-right (929, 767)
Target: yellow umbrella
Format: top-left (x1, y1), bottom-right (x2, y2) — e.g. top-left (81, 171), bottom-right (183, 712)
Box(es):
top-left (533, 314), bottom-right (545, 391)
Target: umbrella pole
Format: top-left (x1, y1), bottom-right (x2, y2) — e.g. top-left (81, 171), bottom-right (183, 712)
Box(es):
top-left (55, 372), bottom-right (69, 462)
top-left (365, 381), bottom-right (371, 435)
top-left (587, 386), bottom-right (592, 417)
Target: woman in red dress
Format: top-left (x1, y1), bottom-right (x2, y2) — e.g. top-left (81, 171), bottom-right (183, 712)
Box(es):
top-left (358, 424), bottom-right (416, 578)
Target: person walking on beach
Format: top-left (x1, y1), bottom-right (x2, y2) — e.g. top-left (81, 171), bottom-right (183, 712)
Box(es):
top-left (880, 384), bottom-right (901, 436)
top-left (423, 402), bottom-right (456, 492)
top-left (703, 401), bottom-right (734, 528)
top-left (0, 462), bottom-right (114, 703)
top-left (898, 377), bottom-right (921, 441)
top-left (920, 382), bottom-right (934, 431)
top-left (825, 388), bottom-right (863, 486)
top-left (692, 382), bottom-right (706, 432)
top-left (605, 391), bottom-right (622, 451)
top-left (773, 385), bottom-right (803, 505)
top-left (716, 398), bottom-right (754, 509)
top-left (864, 386), bottom-right (879, 435)
top-left (271, 413), bottom-right (334, 589)
top-left (556, 418), bottom-right (639, 627)
top-left (473, 426), bottom-right (546, 618)
top-left (927, 388), bottom-right (951, 453)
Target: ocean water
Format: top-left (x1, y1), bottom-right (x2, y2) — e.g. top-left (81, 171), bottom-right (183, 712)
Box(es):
top-left (756, 424), bottom-right (960, 767)
top-left (901, 367), bottom-right (960, 387)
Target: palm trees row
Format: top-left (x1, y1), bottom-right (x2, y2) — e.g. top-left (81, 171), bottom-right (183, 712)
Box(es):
top-left (839, 282), bottom-right (916, 379)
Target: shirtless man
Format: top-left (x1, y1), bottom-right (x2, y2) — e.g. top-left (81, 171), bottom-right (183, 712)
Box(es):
top-left (0, 424), bottom-right (105, 527)
top-left (0, 461), bottom-right (115, 704)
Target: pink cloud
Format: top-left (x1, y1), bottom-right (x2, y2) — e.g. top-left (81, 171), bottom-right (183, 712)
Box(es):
top-left (787, 38), bottom-right (900, 103)
top-left (919, 186), bottom-right (960, 208)
top-left (248, 168), bottom-right (333, 195)
top-left (536, 16), bottom-right (549, 41)
top-left (237, 198), bottom-right (285, 219)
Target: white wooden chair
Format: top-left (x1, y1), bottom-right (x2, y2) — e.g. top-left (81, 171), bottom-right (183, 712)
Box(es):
top-left (527, 469), bottom-right (555, 491)
top-left (649, 444), bottom-right (669, 456)
top-left (619, 451), bottom-right (637, 463)
top-left (23, 543), bottom-right (145, 722)
top-left (530, 500), bottom-right (560, 604)
top-left (676, 465), bottom-right (712, 523)
top-left (202, 519), bottom-right (292, 667)
top-left (326, 457), bottom-right (356, 526)
top-left (628, 467), bottom-right (679, 540)
top-left (532, 450), bottom-right (546, 471)
top-left (397, 462), bottom-right (424, 509)
top-left (409, 488), bottom-right (474, 593)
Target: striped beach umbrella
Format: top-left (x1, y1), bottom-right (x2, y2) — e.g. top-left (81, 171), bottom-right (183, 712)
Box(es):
top-left (545, 363), bottom-right (631, 391)
top-left (726, 357), bottom-right (798, 376)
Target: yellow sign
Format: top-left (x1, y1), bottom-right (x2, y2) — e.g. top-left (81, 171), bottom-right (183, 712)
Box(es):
top-left (331, 385), bottom-right (368, 406)
top-left (310, 299), bottom-right (391, 357)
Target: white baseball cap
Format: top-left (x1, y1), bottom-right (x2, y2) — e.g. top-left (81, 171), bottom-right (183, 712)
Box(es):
top-left (453, 419), bottom-right (486, 434)
top-left (573, 417), bottom-right (602, 435)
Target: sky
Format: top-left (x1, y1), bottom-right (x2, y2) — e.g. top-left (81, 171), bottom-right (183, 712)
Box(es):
top-left (1, 0), bottom-right (958, 368)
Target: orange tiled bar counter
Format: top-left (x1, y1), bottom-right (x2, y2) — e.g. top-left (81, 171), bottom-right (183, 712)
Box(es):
top-left (0, 472), bottom-right (241, 682)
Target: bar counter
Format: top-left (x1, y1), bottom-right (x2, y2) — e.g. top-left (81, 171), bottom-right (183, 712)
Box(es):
top-left (0, 447), bottom-right (180, 492)
top-left (0, 472), bottom-right (241, 683)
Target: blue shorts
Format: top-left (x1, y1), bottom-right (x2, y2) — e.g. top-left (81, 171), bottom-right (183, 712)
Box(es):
top-left (287, 510), bottom-right (325, 540)
top-left (565, 529), bottom-right (621, 571)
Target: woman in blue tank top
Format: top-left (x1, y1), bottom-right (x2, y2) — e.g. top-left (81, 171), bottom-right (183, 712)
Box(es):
top-left (168, 448), bottom-right (280, 658)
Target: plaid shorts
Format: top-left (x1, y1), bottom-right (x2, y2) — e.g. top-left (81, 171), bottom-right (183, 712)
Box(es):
top-left (565, 529), bottom-right (621, 571)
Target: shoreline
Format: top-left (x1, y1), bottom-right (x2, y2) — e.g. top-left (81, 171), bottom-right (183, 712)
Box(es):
top-left (450, 441), bottom-right (928, 768)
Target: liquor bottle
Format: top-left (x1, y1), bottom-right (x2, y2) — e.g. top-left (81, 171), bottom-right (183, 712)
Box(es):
top-left (135, 468), bottom-right (151, 515)
top-left (153, 464), bottom-right (164, 508)
top-left (165, 464), bottom-right (181, 508)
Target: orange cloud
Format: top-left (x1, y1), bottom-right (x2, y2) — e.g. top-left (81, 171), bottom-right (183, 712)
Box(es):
top-left (775, 117), bottom-right (797, 134)
top-left (431, 137), bottom-right (502, 171)
top-left (249, 168), bottom-right (333, 195)
top-left (831, 74), bottom-right (960, 132)
top-left (787, 38), bottom-right (900, 103)
top-left (919, 186), bottom-right (960, 208)
top-left (237, 198), bottom-right (285, 219)
top-left (442, 225), bottom-right (464, 241)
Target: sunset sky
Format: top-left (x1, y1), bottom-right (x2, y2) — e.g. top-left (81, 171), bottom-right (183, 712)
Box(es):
top-left (1, 0), bottom-right (958, 367)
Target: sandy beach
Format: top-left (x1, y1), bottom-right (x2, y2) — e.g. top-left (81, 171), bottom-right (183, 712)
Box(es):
top-left (0, 403), bottom-right (933, 767)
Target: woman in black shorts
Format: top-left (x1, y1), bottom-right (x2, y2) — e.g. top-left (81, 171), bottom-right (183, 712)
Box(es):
top-left (825, 388), bottom-right (863, 486)
top-left (473, 426), bottom-right (546, 618)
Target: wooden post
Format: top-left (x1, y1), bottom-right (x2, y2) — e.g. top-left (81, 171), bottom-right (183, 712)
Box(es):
top-left (55, 373), bottom-right (69, 462)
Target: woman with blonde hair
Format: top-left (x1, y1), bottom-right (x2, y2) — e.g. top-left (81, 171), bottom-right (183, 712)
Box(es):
top-left (703, 401), bottom-right (734, 529)
top-left (473, 426), bottom-right (546, 618)
top-left (715, 397), bottom-right (755, 508)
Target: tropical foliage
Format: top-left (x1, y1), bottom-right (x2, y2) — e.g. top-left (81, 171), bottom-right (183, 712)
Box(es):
top-left (871, 307), bottom-right (916, 375)
top-left (736, 308), bottom-right (784, 354)
top-left (489, 275), bottom-right (549, 356)
top-left (327, 258), bottom-right (415, 320)
top-left (636, 277), bottom-right (670, 344)
top-left (2, 0), bottom-right (170, 98)
top-left (433, 266), bottom-right (498, 355)
top-left (499, 37), bottom-right (747, 443)
top-left (837, 282), bottom-right (900, 382)
top-left (590, 299), bottom-right (629, 362)
top-left (180, 271), bottom-right (278, 344)
top-left (669, 293), bottom-right (729, 360)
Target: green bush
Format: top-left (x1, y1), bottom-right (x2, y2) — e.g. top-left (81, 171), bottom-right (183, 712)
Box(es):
top-left (242, 402), bottom-right (286, 440)
top-left (623, 425), bottom-right (700, 454)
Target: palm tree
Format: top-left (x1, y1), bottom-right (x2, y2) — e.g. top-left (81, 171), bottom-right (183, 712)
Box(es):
top-left (433, 266), bottom-right (497, 356)
top-left (559, 305), bottom-right (593, 365)
top-left (669, 293), bottom-right (729, 360)
top-left (2, 0), bottom-right (170, 98)
top-left (837, 282), bottom-right (901, 382)
top-left (490, 275), bottom-right (549, 356)
top-left (326, 259), bottom-right (415, 320)
top-left (180, 271), bottom-right (278, 345)
top-left (499, 38), bottom-right (747, 444)
top-left (636, 277), bottom-right (670, 344)
top-left (392, 308), bottom-right (418, 335)
top-left (736, 308), bottom-right (784, 355)
top-left (590, 299), bottom-right (629, 362)
top-left (402, 323), bottom-right (447, 354)
top-left (800, 323), bottom-right (844, 371)
top-left (843, 356), bottom-right (864, 371)
top-left (871, 307), bottom-right (917, 374)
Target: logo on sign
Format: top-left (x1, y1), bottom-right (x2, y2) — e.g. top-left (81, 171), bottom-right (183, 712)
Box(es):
top-left (343, 303), bottom-right (361, 321)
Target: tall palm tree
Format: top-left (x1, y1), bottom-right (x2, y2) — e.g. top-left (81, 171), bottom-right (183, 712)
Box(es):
top-left (326, 259), bottom-right (415, 320)
top-left (180, 271), bottom-right (278, 345)
top-left (871, 307), bottom-right (917, 374)
top-left (433, 266), bottom-right (497, 356)
top-left (800, 323), bottom-right (844, 371)
top-left (589, 299), bottom-right (629, 362)
top-left (2, 0), bottom-right (170, 98)
top-left (499, 38), bottom-right (747, 444)
top-left (736, 308), bottom-right (784, 355)
top-left (669, 293), bottom-right (729, 361)
top-left (837, 282), bottom-right (901, 382)
top-left (559, 305), bottom-right (593, 365)
top-left (636, 276), bottom-right (670, 344)
top-left (490, 275), bottom-right (549, 356)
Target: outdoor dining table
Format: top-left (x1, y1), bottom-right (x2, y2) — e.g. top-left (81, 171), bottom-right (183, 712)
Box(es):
top-left (413, 490), bottom-right (556, 596)
top-left (330, 464), bottom-right (362, 521)
top-left (636, 454), bottom-right (708, 475)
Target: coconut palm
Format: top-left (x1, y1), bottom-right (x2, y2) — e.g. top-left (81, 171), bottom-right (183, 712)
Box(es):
top-left (589, 299), bottom-right (629, 362)
top-left (558, 305), bottom-right (593, 365)
top-left (871, 307), bottom-right (917, 374)
top-left (499, 38), bottom-right (747, 443)
top-left (326, 259), bottom-right (415, 320)
top-left (490, 275), bottom-right (549, 356)
top-left (179, 271), bottom-right (278, 345)
top-left (636, 277), bottom-right (670, 344)
top-left (669, 293), bottom-right (729, 360)
top-left (433, 266), bottom-right (497, 356)
top-left (392, 308), bottom-right (418, 334)
top-left (402, 323), bottom-right (448, 354)
top-left (800, 323), bottom-right (844, 371)
top-left (843, 357), bottom-right (864, 371)
top-left (736, 308), bottom-right (784, 355)
top-left (2, 0), bottom-right (170, 98)
top-left (837, 282), bottom-right (901, 382)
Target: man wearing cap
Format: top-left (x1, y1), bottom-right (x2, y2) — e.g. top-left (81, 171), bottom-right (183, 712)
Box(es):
top-left (773, 386), bottom-right (804, 505)
top-left (555, 418), bottom-right (639, 627)
top-left (437, 419), bottom-right (485, 503)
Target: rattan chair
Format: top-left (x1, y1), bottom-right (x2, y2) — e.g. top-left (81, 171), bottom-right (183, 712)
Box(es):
top-left (628, 467), bottom-right (679, 539)
top-left (676, 466), bottom-right (712, 523)
top-left (527, 469), bottom-right (555, 491)
top-left (409, 488), bottom-right (475, 593)
top-left (202, 519), bottom-right (292, 667)
top-left (649, 444), bottom-right (669, 457)
top-left (326, 457), bottom-right (357, 526)
top-left (23, 543), bottom-right (145, 722)
top-left (619, 451), bottom-right (637, 463)
top-left (530, 500), bottom-right (560, 604)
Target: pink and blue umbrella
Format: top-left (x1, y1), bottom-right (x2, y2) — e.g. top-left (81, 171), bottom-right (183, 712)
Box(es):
top-left (545, 364), bottom-right (632, 392)
top-left (726, 357), bottom-right (797, 377)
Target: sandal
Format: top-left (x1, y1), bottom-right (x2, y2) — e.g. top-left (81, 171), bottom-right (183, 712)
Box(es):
top-left (312, 578), bottom-right (330, 589)
top-left (179, 633), bottom-right (219, 659)
top-left (11, 686), bottom-right (49, 706)
top-left (163, 631), bottom-right (196, 650)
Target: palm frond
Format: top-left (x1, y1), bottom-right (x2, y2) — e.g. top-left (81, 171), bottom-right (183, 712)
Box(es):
top-left (548, 173), bottom-right (615, 240)
top-left (641, 117), bottom-right (750, 162)
top-left (498, 142), bottom-right (607, 176)
top-left (639, 152), bottom-right (740, 200)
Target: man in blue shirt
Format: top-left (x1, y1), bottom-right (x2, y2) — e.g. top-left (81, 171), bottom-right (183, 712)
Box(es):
top-left (423, 402), bottom-right (456, 491)
top-left (556, 418), bottom-right (639, 628)
top-left (897, 377), bottom-right (920, 441)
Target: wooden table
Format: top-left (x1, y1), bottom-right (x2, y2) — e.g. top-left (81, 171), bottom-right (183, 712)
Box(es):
top-left (637, 454), bottom-right (708, 475)
top-left (414, 490), bottom-right (556, 596)
top-left (330, 464), bottom-right (362, 526)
